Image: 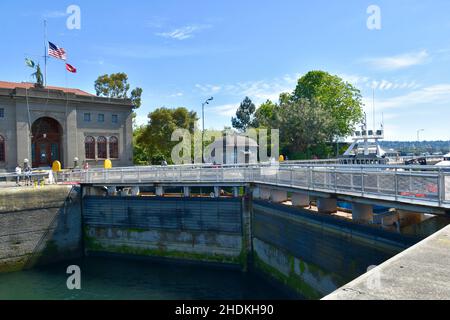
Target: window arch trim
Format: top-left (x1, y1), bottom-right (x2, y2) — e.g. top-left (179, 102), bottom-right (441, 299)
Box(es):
top-left (97, 136), bottom-right (107, 159)
top-left (0, 135), bottom-right (5, 162)
top-left (109, 136), bottom-right (119, 159)
top-left (84, 136), bottom-right (95, 160)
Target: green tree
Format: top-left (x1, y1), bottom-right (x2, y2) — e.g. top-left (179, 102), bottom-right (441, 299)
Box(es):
top-left (94, 73), bottom-right (143, 109)
top-left (135, 107), bottom-right (198, 165)
top-left (231, 97), bottom-right (256, 131)
top-left (252, 99), bottom-right (278, 128)
top-left (133, 125), bottom-right (150, 165)
top-left (278, 98), bottom-right (334, 159)
top-left (292, 70), bottom-right (363, 137)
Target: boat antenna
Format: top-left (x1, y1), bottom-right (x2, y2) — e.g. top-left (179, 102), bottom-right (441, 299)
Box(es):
top-left (372, 88), bottom-right (376, 130)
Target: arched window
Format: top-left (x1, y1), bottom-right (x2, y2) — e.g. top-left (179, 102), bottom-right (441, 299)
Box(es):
top-left (85, 136), bottom-right (95, 160)
top-left (97, 136), bottom-right (107, 159)
top-left (109, 136), bottom-right (119, 159)
top-left (0, 135), bottom-right (5, 162)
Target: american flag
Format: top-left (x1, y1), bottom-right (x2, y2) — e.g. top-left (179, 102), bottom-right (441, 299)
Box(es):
top-left (48, 41), bottom-right (67, 60)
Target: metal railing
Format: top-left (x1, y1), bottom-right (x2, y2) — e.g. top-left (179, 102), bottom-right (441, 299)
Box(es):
top-left (53, 163), bottom-right (450, 208)
top-left (0, 171), bottom-right (52, 186)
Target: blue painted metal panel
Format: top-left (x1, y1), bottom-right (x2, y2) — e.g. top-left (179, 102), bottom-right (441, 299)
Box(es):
top-left (83, 196), bottom-right (242, 234)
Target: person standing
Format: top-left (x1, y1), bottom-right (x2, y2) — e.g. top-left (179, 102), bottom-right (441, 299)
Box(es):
top-left (24, 163), bottom-right (32, 186)
top-left (15, 165), bottom-right (22, 186)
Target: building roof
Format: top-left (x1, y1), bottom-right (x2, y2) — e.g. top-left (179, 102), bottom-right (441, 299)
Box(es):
top-left (0, 81), bottom-right (95, 97)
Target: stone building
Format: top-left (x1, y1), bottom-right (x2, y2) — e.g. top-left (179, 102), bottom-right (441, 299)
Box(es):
top-left (0, 81), bottom-right (133, 171)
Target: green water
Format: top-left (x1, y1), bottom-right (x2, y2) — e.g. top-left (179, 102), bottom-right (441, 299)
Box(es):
top-left (0, 257), bottom-right (295, 300)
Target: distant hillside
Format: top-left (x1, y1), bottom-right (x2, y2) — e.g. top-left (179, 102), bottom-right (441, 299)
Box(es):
top-left (380, 141), bottom-right (450, 155)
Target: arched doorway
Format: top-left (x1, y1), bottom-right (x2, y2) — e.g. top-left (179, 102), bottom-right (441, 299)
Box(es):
top-left (31, 117), bottom-right (63, 168)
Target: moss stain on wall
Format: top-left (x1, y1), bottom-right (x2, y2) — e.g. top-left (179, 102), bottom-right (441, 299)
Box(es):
top-left (84, 228), bottom-right (243, 266)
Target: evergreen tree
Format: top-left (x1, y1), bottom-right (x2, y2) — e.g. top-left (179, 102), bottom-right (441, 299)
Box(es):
top-left (231, 97), bottom-right (256, 131)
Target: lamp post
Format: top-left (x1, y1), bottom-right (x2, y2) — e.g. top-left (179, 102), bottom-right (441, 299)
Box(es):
top-left (416, 129), bottom-right (425, 156)
top-left (202, 97), bottom-right (214, 163)
top-left (417, 129), bottom-right (425, 142)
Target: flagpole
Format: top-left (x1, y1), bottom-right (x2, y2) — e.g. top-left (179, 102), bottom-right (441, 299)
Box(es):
top-left (44, 20), bottom-right (48, 87)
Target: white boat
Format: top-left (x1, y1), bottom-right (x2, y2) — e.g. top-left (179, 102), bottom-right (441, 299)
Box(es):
top-left (339, 117), bottom-right (388, 165)
top-left (435, 153), bottom-right (450, 167)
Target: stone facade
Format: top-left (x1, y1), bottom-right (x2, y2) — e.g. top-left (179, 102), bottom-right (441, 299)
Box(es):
top-left (0, 81), bottom-right (133, 171)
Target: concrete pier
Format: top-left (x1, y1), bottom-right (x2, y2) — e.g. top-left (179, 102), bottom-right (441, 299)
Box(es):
top-left (183, 186), bottom-right (190, 197)
top-left (260, 188), bottom-right (271, 200)
top-left (291, 193), bottom-right (309, 207)
top-left (398, 210), bottom-right (424, 227)
top-left (214, 186), bottom-right (220, 198)
top-left (317, 198), bottom-right (337, 214)
top-left (352, 203), bottom-right (373, 223)
top-left (156, 186), bottom-right (164, 197)
top-left (270, 190), bottom-right (288, 203)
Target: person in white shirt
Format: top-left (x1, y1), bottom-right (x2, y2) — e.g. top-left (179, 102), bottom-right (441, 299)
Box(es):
top-left (15, 165), bottom-right (22, 186)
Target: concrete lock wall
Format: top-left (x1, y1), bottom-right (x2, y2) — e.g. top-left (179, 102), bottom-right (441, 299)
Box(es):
top-left (0, 183), bottom-right (434, 300)
top-left (82, 196), bottom-right (247, 266)
top-left (251, 200), bottom-right (422, 299)
top-left (0, 186), bottom-right (82, 273)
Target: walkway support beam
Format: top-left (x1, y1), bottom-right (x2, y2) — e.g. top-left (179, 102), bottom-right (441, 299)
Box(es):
top-left (156, 186), bottom-right (164, 197)
top-left (271, 190), bottom-right (288, 203)
top-left (397, 210), bottom-right (424, 227)
top-left (352, 203), bottom-right (373, 223)
top-left (317, 198), bottom-right (337, 214)
top-left (292, 193), bottom-right (309, 207)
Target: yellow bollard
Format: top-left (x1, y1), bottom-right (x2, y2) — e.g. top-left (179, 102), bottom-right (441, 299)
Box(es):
top-left (104, 159), bottom-right (112, 169)
top-left (52, 161), bottom-right (62, 172)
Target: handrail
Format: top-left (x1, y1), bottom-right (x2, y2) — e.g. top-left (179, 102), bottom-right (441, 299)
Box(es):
top-left (2, 164), bottom-right (449, 208)
top-left (50, 164), bottom-right (450, 208)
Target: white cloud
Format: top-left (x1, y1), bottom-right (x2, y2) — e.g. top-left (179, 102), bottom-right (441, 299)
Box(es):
top-left (364, 50), bottom-right (430, 70)
top-left (337, 72), bottom-right (420, 91)
top-left (156, 24), bottom-right (211, 40)
top-left (82, 59), bottom-right (105, 66)
top-left (365, 84), bottom-right (450, 110)
top-left (195, 73), bottom-right (300, 105)
top-left (134, 115), bottom-right (148, 127)
top-left (210, 104), bottom-right (239, 117)
top-left (195, 84), bottom-right (222, 94)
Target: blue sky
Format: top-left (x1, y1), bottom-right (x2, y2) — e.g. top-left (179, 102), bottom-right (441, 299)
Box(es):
top-left (1, 0), bottom-right (450, 141)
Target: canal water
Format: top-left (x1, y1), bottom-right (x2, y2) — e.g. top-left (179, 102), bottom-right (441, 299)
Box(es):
top-left (0, 257), bottom-right (295, 300)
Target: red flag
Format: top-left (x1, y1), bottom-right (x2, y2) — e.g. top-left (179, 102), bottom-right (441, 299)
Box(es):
top-left (66, 63), bottom-right (77, 73)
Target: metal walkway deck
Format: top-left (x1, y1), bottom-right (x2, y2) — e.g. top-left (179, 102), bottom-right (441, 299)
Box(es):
top-left (52, 163), bottom-right (450, 212)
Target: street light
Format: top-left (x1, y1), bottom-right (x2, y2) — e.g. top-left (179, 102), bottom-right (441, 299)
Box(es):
top-left (202, 97), bottom-right (214, 163)
top-left (417, 129), bottom-right (425, 142)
